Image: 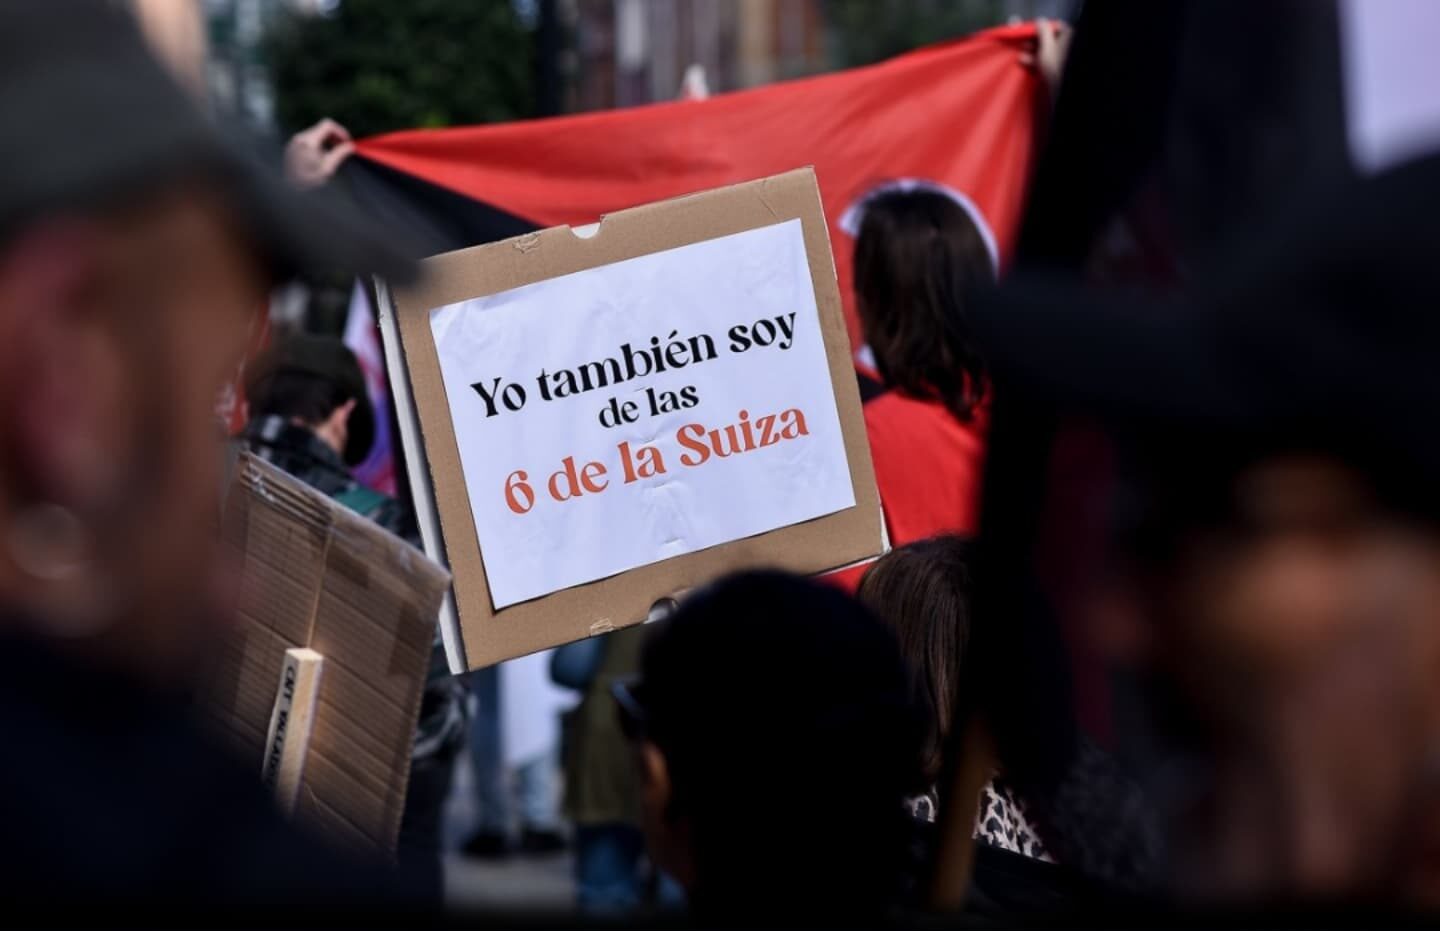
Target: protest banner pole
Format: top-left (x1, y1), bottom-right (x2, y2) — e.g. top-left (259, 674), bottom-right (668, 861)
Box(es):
top-left (375, 277), bottom-right (468, 674)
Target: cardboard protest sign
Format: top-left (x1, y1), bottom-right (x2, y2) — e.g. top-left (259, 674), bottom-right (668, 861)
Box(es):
top-left (198, 453), bottom-right (450, 855)
top-left (383, 168), bottom-right (885, 670)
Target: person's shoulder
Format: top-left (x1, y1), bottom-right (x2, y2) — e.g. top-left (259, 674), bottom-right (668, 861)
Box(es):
top-left (864, 385), bottom-right (948, 418)
top-left (863, 389), bottom-right (984, 447)
top-left (0, 636), bottom-right (405, 907)
top-left (332, 482), bottom-right (393, 517)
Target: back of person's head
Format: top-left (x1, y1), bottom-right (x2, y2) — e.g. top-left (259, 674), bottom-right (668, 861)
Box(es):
top-left (246, 334), bottom-right (373, 464)
top-left (248, 334), bottom-right (364, 422)
top-left (250, 364), bottom-right (356, 427)
top-left (857, 536), bottom-right (974, 787)
top-left (625, 570), bottom-right (923, 919)
top-left (853, 189), bottom-right (996, 422)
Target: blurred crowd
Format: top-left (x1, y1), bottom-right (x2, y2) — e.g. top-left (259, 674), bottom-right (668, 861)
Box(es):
top-left (5, 0), bottom-right (1440, 926)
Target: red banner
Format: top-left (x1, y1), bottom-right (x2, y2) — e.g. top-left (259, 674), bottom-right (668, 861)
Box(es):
top-left (357, 24), bottom-right (1043, 346)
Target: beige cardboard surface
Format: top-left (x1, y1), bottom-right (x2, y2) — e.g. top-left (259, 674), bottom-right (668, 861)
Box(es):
top-left (199, 454), bottom-right (450, 855)
top-left (389, 168), bottom-right (883, 670)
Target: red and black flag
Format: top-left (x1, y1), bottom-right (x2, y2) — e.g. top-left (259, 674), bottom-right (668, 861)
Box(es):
top-left (344, 23), bottom-right (1045, 345)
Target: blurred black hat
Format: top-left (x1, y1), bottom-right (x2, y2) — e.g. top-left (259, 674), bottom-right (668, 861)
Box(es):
top-left (972, 154), bottom-right (1440, 511)
top-left (0, 1), bottom-right (414, 283)
top-left (248, 335), bottom-right (375, 467)
top-left (632, 571), bottom-right (920, 772)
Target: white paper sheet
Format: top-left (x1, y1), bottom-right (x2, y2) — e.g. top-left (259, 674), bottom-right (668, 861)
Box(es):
top-left (1340, 0), bottom-right (1440, 174)
top-left (430, 219), bottom-right (856, 609)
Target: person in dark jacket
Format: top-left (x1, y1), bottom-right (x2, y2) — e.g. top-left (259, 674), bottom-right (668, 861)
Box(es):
top-left (0, 0), bottom-right (416, 910)
top-left (615, 572), bottom-right (925, 922)
top-left (244, 334), bottom-right (467, 887)
top-left (243, 334), bottom-right (401, 531)
top-left (971, 149), bottom-right (1440, 906)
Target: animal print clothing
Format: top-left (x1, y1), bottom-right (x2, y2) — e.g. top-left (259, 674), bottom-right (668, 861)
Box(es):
top-left (974, 777), bottom-right (1055, 862)
top-left (904, 776), bottom-right (1056, 864)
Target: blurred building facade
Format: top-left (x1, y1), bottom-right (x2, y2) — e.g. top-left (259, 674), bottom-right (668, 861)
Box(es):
top-left (203, 0), bottom-right (334, 128)
top-left (195, 0), bottom-right (1074, 131)
top-left (559, 0), bottom-right (1071, 111)
top-left (565, 0), bottom-right (826, 111)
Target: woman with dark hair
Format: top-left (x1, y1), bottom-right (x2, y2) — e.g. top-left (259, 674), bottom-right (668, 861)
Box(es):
top-left (853, 189), bottom-right (997, 547)
top-left (857, 537), bottom-right (1053, 863)
top-left (859, 537), bottom-right (1162, 916)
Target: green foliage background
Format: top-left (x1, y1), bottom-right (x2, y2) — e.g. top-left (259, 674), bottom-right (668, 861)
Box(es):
top-left (266, 0), bottom-right (534, 137)
top-left (266, 1), bottom-right (1010, 137)
top-left (825, 0), bottom-right (1005, 68)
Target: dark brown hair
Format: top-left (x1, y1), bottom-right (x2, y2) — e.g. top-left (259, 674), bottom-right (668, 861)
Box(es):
top-left (853, 189), bottom-right (996, 421)
top-left (636, 570), bottom-right (923, 918)
top-left (856, 536), bottom-right (974, 785)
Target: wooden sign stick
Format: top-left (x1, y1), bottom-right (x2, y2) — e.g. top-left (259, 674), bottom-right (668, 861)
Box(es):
top-left (260, 647), bottom-right (325, 815)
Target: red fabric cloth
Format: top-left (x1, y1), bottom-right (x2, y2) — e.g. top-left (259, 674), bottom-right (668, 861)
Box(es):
top-left (356, 24), bottom-right (1042, 347)
top-left (828, 389), bottom-right (987, 592)
top-left (865, 391), bottom-right (988, 546)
